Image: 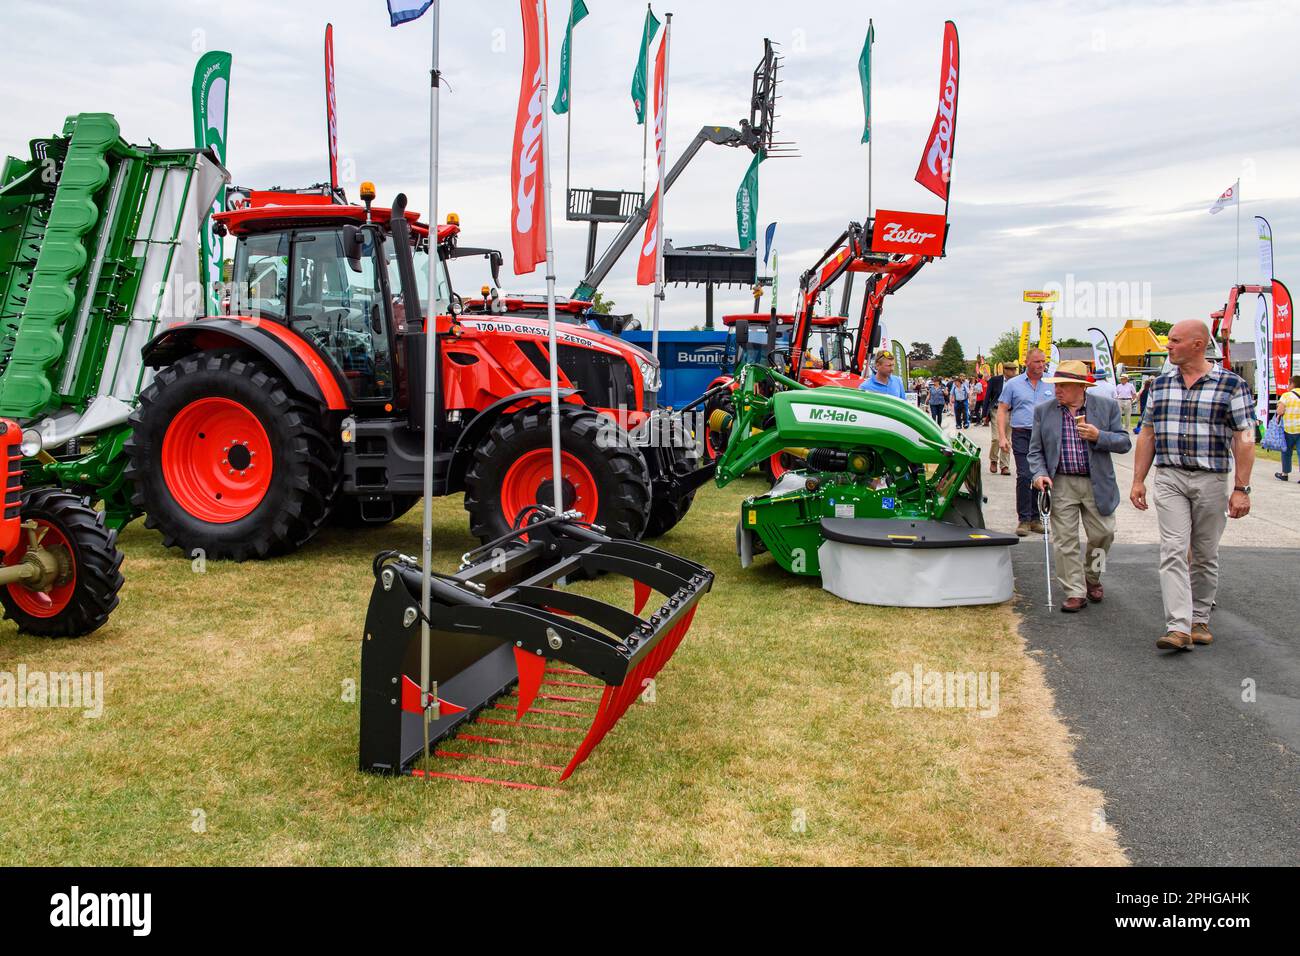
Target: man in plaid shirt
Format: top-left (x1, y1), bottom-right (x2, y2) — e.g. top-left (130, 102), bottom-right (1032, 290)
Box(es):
top-left (1131, 320), bottom-right (1256, 652)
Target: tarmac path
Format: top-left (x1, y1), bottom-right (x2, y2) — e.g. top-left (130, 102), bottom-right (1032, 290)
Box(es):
top-left (961, 418), bottom-right (1299, 865)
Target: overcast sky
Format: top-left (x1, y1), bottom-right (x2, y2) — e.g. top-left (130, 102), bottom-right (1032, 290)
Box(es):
top-left (3, 0), bottom-right (1297, 355)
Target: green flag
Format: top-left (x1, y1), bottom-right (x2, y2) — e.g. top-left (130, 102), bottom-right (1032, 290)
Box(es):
top-left (736, 150), bottom-right (763, 249)
top-left (552, 0), bottom-right (589, 115)
top-left (630, 6), bottom-right (660, 125)
top-left (193, 50), bottom-right (232, 314)
top-left (858, 21), bottom-right (874, 144)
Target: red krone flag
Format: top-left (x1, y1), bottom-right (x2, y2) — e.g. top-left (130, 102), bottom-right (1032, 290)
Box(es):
top-left (325, 23), bottom-right (339, 194)
top-left (1273, 279), bottom-right (1293, 393)
top-left (914, 20), bottom-right (960, 201)
top-left (637, 35), bottom-right (667, 285)
top-left (511, 0), bottom-right (548, 275)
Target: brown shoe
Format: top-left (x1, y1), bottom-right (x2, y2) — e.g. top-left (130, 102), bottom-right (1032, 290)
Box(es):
top-left (1156, 631), bottom-right (1193, 651)
top-left (989, 461), bottom-right (999, 474)
top-left (1190, 623), bottom-right (1213, 645)
top-left (1029, 520), bottom-right (1045, 535)
top-left (1061, 597), bottom-right (1087, 613)
top-left (1016, 521), bottom-right (1031, 537)
top-left (1086, 582), bottom-right (1103, 603)
top-left (1000, 468), bottom-right (1011, 475)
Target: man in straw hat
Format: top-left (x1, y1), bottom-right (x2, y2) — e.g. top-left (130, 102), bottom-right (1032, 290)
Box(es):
top-left (1027, 360), bottom-right (1131, 612)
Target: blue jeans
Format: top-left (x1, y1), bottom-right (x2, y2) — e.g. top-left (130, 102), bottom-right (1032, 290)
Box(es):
top-left (1283, 431), bottom-right (1300, 474)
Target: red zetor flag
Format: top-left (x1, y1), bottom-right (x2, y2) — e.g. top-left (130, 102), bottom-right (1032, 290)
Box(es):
top-left (914, 20), bottom-right (960, 201)
top-left (511, 0), bottom-right (549, 275)
top-left (1273, 279), bottom-right (1293, 394)
top-left (325, 23), bottom-right (339, 194)
top-left (637, 35), bottom-right (667, 286)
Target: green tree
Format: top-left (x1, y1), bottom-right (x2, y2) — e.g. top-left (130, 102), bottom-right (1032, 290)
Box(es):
top-left (1149, 319), bottom-right (1171, 336)
top-left (988, 329), bottom-right (1021, 367)
top-left (1055, 337), bottom-right (1089, 348)
top-left (934, 336), bottom-right (967, 377)
top-left (589, 291), bottom-right (615, 314)
top-left (908, 341), bottom-right (934, 363)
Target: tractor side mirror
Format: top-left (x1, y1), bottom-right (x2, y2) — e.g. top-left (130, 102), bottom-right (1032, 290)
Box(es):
top-left (735, 320), bottom-right (750, 349)
top-left (342, 224), bottom-right (364, 273)
top-left (489, 251), bottom-right (503, 289)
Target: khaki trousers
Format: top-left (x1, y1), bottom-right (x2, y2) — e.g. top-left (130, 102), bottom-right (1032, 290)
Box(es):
top-left (1118, 399), bottom-right (1134, 430)
top-left (1153, 467), bottom-right (1230, 635)
top-left (988, 434), bottom-right (1010, 471)
top-left (1050, 474), bottom-right (1116, 600)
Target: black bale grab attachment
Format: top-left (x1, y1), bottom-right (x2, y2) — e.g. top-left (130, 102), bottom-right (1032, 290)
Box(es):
top-left (360, 511), bottom-right (713, 789)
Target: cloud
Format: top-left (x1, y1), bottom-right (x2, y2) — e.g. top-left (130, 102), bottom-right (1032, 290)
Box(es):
top-left (1, 0), bottom-right (1296, 355)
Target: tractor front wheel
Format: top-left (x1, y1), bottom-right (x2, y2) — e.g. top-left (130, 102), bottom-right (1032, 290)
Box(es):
top-left (464, 405), bottom-right (651, 543)
top-left (0, 488), bottom-right (124, 637)
top-left (126, 353), bottom-right (338, 561)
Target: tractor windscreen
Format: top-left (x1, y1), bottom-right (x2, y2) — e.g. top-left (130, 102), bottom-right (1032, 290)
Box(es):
top-left (402, 233), bottom-right (452, 319)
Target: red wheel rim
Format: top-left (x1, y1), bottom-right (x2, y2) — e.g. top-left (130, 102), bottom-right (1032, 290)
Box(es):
top-left (4, 521), bottom-right (76, 618)
top-left (769, 451), bottom-right (788, 481)
top-left (161, 397), bottom-right (274, 523)
top-left (500, 449), bottom-right (599, 525)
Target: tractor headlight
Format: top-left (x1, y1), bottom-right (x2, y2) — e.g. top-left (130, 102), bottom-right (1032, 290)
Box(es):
top-left (638, 359), bottom-right (661, 392)
top-left (20, 428), bottom-right (42, 457)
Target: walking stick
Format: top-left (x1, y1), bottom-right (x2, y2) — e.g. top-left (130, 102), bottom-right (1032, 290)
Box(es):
top-left (1037, 485), bottom-right (1054, 611)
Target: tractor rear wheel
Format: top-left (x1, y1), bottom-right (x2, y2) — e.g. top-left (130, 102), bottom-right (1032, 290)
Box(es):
top-left (0, 488), bottom-right (124, 637)
top-left (464, 405), bottom-right (651, 543)
top-left (125, 352), bottom-right (338, 561)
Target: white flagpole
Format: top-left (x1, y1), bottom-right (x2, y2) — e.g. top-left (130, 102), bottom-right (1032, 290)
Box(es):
top-left (538, 0), bottom-right (564, 515)
top-left (420, 1), bottom-right (444, 769)
top-left (867, 19), bottom-right (873, 222)
top-left (651, 14), bottom-right (671, 360)
top-left (1235, 178), bottom-right (1241, 286)
top-left (565, 6), bottom-right (573, 215)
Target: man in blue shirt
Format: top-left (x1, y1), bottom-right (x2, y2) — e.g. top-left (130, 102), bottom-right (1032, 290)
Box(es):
top-left (997, 348), bottom-right (1055, 535)
top-left (859, 349), bottom-right (907, 400)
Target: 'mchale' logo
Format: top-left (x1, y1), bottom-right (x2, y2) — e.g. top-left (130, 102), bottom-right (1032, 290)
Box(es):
top-left (50, 886), bottom-right (151, 936)
top-left (793, 404), bottom-right (865, 425)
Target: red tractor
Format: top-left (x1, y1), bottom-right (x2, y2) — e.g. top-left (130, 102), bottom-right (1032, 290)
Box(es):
top-left (0, 422), bottom-right (123, 636)
top-left (124, 191), bottom-right (701, 561)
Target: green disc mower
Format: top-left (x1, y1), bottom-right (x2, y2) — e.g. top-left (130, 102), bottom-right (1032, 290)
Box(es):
top-left (711, 364), bottom-right (1017, 605)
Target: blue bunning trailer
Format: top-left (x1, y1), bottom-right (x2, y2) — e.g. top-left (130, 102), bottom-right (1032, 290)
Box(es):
top-left (622, 330), bottom-right (730, 409)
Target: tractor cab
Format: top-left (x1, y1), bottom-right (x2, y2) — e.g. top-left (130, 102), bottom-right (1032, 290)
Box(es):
top-left (721, 313), bottom-right (852, 375)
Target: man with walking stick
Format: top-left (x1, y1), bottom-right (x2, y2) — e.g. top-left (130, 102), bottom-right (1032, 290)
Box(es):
top-left (1027, 361), bottom-right (1130, 612)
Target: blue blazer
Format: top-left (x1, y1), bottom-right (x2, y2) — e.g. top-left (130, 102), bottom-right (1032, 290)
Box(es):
top-left (1026, 394), bottom-right (1131, 515)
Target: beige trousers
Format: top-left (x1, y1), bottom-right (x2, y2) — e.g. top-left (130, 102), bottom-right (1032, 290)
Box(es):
top-left (1050, 474), bottom-right (1116, 600)
top-left (1118, 399), bottom-right (1135, 430)
top-left (988, 435), bottom-right (1010, 471)
top-left (1152, 467), bottom-right (1230, 635)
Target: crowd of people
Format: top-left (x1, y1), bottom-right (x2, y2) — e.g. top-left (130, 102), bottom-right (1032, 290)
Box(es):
top-left (909, 370), bottom-right (1001, 430)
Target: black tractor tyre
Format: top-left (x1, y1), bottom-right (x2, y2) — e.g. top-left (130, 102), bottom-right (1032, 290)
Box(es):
top-left (0, 487), bottom-right (124, 637)
top-left (640, 415), bottom-right (701, 539)
top-left (125, 352), bottom-right (339, 561)
top-left (328, 493), bottom-right (420, 528)
top-left (463, 405), bottom-right (651, 543)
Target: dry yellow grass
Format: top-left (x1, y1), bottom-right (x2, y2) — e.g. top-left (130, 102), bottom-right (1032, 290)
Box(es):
top-left (0, 479), bottom-right (1125, 865)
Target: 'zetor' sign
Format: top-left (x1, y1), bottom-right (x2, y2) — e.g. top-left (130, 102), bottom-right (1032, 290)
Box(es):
top-left (871, 209), bottom-right (947, 257)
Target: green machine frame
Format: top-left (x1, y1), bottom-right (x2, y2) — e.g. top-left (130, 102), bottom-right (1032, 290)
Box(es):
top-left (713, 364), bottom-right (985, 576)
top-left (0, 113), bottom-right (226, 525)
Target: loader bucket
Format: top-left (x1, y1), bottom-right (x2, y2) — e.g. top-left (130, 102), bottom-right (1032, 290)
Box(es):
top-left (359, 515), bottom-right (713, 788)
